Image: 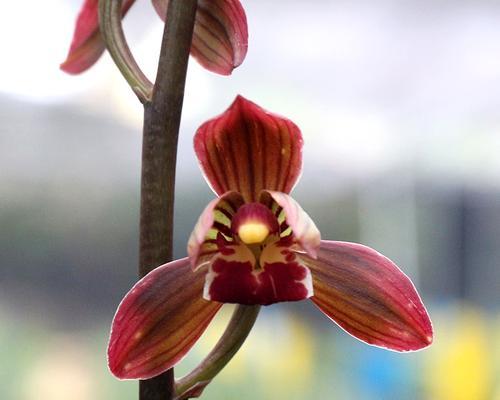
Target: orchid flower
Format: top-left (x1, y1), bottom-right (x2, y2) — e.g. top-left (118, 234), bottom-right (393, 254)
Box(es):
top-left (107, 95), bottom-right (433, 380)
top-left (61, 0), bottom-right (248, 76)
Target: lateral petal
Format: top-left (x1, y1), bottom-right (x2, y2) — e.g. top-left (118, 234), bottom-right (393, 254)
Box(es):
top-left (303, 241), bottom-right (433, 352)
top-left (261, 190), bottom-right (321, 258)
top-left (194, 95), bottom-right (303, 202)
top-left (187, 191), bottom-right (244, 269)
top-left (107, 258), bottom-right (222, 379)
top-left (61, 0), bottom-right (135, 74)
top-left (152, 0), bottom-right (248, 75)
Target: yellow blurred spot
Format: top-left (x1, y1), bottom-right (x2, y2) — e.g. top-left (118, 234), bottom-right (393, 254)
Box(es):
top-left (223, 312), bottom-right (315, 397)
top-left (424, 306), bottom-right (493, 400)
top-left (238, 223), bottom-right (269, 244)
top-left (254, 316), bottom-right (315, 397)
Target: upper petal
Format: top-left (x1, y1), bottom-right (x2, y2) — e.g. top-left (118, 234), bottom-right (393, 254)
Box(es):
top-left (194, 95), bottom-right (303, 202)
top-left (107, 258), bottom-right (222, 379)
top-left (303, 241), bottom-right (433, 352)
top-left (61, 0), bottom-right (135, 74)
top-left (152, 0), bottom-right (248, 75)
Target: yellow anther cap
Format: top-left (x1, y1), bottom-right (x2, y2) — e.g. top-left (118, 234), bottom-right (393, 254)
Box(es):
top-left (238, 222), bottom-right (270, 244)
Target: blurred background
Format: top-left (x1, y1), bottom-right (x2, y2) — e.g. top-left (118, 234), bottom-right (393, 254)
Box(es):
top-left (1, 0), bottom-right (499, 399)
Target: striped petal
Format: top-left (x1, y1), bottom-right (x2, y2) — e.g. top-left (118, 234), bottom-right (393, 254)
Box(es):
top-left (61, 0), bottom-right (135, 74)
top-left (107, 258), bottom-right (222, 379)
top-left (187, 191), bottom-right (244, 269)
top-left (303, 241), bottom-right (433, 352)
top-left (194, 95), bottom-right (303, 202)
top-left (261, 190), bottom-right (320, 258)
top-left (153, 0), bottom-right (248, 75)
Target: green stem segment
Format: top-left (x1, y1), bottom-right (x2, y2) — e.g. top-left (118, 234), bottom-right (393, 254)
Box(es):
top-left (98, 0), bottom-right (153, 102)
top-left (175, 305), bottom-right (260, 399)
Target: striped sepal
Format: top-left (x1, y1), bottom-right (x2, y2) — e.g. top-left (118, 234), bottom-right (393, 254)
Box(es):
top-left (194, 96), bottom-right (303, 202)
top-left (303, 241), bottom-right (433, 352)
top-left (107, 258), bottom-right (222, 379)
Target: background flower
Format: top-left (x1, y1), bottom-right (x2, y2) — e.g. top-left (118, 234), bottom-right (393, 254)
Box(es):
top-left (61, 0), bottom-right (248, 75)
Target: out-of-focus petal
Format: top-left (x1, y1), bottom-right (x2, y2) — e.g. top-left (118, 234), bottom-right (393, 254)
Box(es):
top-left (107, 258), bottom-right (222, 379)
top-left (205, 244), bottom-right (312, 305)
top-left (261, 190), bottom-right (320, 258)
top-left (194, 95), bottom-right (303, 202)
top-left (187, 191), bottom-right (244, 269)
top-left (61, 0), bottom-right (135, 74)
top-left (303, 241), bottom-right (433, 352)
top-left (191, 0), bottom-right (248, 75)
top-left (152, 0), bottom-right (248, 75)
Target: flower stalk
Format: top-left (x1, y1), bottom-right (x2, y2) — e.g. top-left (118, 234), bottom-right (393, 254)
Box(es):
top-left (175, 305), bottom-right (260, 399)
top-left (98, 0), bottom-right (153, 102)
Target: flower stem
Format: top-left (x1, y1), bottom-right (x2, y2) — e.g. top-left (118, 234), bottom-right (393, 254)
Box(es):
top-left (175, 305), bottom-right (260, 399)
top-left (138, 0), bottom-right (197, 399)
top-left (98, 0), bottom-right (153, 102)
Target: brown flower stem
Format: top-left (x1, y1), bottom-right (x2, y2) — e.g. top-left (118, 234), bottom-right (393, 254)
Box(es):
top-left (175, 305), bottom-right (260, 399)
top-left (98, 0), bottom-right (153, 102)
top-left (138, 0), bottom-right (198, 399)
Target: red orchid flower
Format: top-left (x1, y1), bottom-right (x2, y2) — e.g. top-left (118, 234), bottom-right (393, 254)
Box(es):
top-left (61, 0), bottom-right (248, 75)
top-left (107, 95), bottom-right (433, 380)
